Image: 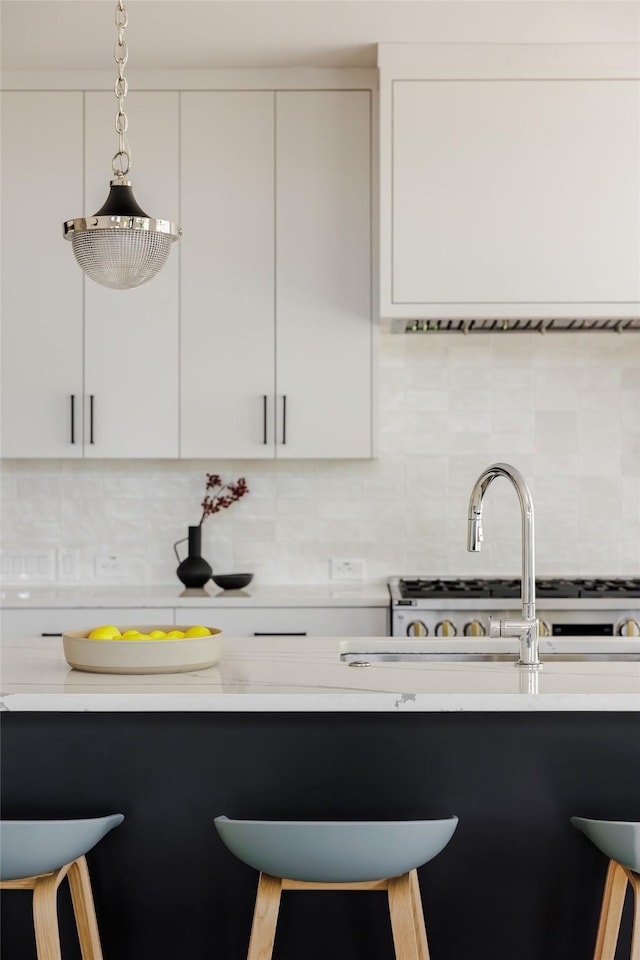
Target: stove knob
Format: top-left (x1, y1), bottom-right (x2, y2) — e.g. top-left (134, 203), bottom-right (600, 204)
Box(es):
top-left (435, 620), bottom-right (456, 637)
top-left (463, 620), bottom-right (486, 637)
top-left (406, 620), bottom-right (428, 637)
top-left (617, 619), bottom-right (640, 637)
top-left (538, 620), bottom-right (551, 638)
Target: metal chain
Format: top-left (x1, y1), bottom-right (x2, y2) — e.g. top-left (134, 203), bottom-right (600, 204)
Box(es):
top-left (112, 0), bottom-right (131, 178)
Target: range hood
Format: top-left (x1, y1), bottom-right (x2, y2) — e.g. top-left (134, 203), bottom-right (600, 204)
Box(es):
top-left (395, 318), bottom-right (640, 335)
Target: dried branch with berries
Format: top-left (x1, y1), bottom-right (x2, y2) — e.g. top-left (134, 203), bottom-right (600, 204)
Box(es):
top-left (199, 474), bottom-right (249, 525)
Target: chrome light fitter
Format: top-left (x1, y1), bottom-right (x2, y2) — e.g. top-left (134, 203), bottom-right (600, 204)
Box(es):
top-left (389, 578), bottom-right (640, 639)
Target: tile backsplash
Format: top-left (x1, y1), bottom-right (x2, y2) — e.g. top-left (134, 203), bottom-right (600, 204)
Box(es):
top-left (1, 332), bottom-right (638, 585)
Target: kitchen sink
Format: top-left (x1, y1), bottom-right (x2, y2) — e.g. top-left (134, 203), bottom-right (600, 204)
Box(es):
top-left (339, 638), bottom-right (640, 665)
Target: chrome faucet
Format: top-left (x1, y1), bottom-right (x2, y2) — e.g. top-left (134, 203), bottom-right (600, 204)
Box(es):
top-left (467, 463), bottom-right (540, 668)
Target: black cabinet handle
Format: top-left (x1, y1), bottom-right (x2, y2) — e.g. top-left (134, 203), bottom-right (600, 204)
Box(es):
top-left (41, 632), bottom-right (63, 637)
top-left (262, 395), bottom-right (268, 444)
top-left (89, 395), bottom-right (95, 444)
top-left (253, 631), bottom-right (307, 637)
top-left (281, 395), bottom-right (287, 445)
top-left (70, 394), bottom-right (76, 444)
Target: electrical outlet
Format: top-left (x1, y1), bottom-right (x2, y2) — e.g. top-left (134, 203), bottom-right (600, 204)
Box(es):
top-left (57, 548), bottom-right (79, 582)
top-left (95, 555), bottom-right (123, 578)
top-left (330, 558), bottom-right (365, 581)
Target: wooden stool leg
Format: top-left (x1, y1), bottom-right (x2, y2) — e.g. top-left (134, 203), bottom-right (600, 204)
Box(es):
top-left (32, 871), bottom-right (63, 960)
top-left (593, 859), bottom-right (628, 960)
top-left (67, 856), bottom-right (105, 960)
top-left (409, 869), bottom-right (431, 960)
top-left (388, 873), bottom-right (420, 960)
top-left (247, 873), bottom-right (283, 960)
top-left (629, 871), bottom-right (640, 960)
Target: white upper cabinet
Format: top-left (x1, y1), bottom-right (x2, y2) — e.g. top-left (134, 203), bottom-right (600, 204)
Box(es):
top-left (2, 80), bottom-right (373, 461)
top-left (1, 90), bottom-right (180, 459)
top-left (1, 92), bottom-right (84, 457)
top-left (181, 89), bottom-right (373, 459)
top-left (84, 92), bottom-right (180, 458)
top-left (379, 44), bottom-right (640, 320)
top-left (276, 92), bottom-right (372, 458)
top-left (180, 92), bottom-right (276, 459)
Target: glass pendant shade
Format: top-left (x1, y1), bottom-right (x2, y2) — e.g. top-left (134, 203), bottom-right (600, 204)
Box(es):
top-left (64, 181), bottom-right (180, 291)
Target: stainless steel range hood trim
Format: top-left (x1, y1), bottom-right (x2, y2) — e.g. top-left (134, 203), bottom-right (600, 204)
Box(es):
top-left (393, 318), bottom-right (640, 334)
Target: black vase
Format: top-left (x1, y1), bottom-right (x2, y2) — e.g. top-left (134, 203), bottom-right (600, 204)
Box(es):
top-left (173, 525), bottom-right (213, 588)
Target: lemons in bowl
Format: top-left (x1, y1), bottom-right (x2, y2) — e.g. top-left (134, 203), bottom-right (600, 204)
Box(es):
top-left (63, 625), bottom-right (223, 675)
top-left (87, 625), bottom-right (214, 641)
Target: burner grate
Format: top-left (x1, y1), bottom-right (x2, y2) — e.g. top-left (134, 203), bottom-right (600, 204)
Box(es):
top-left (397, 577), bottom-right (640, 600)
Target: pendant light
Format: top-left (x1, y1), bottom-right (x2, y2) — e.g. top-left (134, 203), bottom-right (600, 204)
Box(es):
top-left (63, 0), bottom-right (181, 290)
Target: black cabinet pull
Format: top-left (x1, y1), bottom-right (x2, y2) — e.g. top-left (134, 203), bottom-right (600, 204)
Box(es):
top-left (41, 632), bottom-right (63, 637)
top-left (89, 395), bottom-right (95, 444)
top-left (253, 631), bottom-right (307, 637)
top-left (70, 394), bottom-right (76, 444)
top-left (262, 395), bottom-right (268, 444)
top-left (281, 395), bottom-right (287, 445)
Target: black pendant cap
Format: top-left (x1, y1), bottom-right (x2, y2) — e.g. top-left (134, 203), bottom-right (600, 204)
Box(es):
top-left (93, 182), bottom-right (150, 219)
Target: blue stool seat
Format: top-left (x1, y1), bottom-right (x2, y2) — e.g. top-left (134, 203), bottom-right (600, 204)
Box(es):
top-left (215, 815), bottom-right (458, 883)
top-left (0, 814), bottom-right (124, 881)
top-left (0, 815), bottom-right (124, 960)
top-left (215, 816), bottom-right (458, 959)
top-left (571, 817), bottom-right (640, 874)
top-left (571, 816), bottom-right (640, 960)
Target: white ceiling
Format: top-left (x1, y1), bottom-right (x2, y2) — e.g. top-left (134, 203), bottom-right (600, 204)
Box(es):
top-left (1, 1), bottom-right (638, 71)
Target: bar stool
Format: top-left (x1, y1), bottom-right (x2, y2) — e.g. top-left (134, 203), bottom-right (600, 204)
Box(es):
top-left (571, 816), bottom-right (640, 960)
top-left (0, 814), bottom-right (124, 960)
top-left (215, 815), bottom-right (458, 960)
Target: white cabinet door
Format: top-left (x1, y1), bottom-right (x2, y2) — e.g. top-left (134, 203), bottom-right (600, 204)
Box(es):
top-left (180, 90), bottom-right (373, 460)
top-left (180, 92), bottom-right (275, 459)
top-left (174, 606), bottom-right (387, 638)
top-left (1, 92), bottom-right (84, 458)
top-left (276, 92), bottom-right (373, 458)
top-left (83, 93), bottom-right (180, 458)
top-left (381, 64), bottom-right (640, 320)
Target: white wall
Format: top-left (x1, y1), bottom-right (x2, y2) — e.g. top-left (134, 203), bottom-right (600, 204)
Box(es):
top-left (1, 331), bottom-right (638, 585)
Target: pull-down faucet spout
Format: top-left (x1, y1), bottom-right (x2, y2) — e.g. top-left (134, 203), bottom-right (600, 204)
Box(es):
top-left (467, 463), bottom-right (540, 668)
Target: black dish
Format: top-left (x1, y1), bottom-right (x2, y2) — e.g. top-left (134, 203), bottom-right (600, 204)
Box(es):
top-left (211, 573), bottom-right (253, 591)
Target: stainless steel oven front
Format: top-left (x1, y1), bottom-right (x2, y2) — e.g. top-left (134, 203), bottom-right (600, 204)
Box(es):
top-left (389, 578), bottom-right (640, 639)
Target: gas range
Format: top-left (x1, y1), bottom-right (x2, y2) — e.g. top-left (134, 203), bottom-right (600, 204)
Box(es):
top-left (389, 577), bottom-right (640, 638)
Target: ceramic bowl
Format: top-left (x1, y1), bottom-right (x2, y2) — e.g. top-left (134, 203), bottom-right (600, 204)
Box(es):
top-left (211, 573), bottom-right (253, 591)
top-left (62, 625), bottom-right (223, 675)
top-left (214, 816), bottom-right (459, 882)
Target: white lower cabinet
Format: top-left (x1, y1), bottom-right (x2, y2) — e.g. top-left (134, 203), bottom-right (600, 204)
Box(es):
top-left (0, 606), bottom-right (387, 642)
top-left (184, 606), bottom-right (388, 638)
top-left (1, 609), bottom-right (175, 642)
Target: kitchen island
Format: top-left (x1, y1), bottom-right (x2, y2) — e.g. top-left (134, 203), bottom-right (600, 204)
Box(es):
top-left (1, 634), bottom-right (639, 960)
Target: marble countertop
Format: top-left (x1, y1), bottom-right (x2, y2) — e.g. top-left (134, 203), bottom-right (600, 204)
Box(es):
top-left (1, 634), bottom-right (638, 713)
top-left (0, 583), bottom-right (390, 609)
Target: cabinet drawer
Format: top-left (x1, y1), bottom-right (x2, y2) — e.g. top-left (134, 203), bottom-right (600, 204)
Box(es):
top-left (1, 608), bottom-right (176, 642)
top-left (175, 606), bottom-right (388, 638)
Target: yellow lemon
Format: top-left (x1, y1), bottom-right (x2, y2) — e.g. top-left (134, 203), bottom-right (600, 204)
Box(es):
top-left (165, 630), bottom-right (186, 639)
top-left (87, 625), bottom-right (122, 640)
top-left (148, 630), bottom-right (167, 640)
top-left (184, 625), bottom-right (212, 638)
top-left (120, 630), bottom-right (144, 639)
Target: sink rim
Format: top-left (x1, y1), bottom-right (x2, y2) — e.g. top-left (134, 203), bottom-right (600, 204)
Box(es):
top-left (339, 636), bottom-right (640, 665)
